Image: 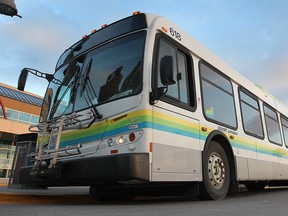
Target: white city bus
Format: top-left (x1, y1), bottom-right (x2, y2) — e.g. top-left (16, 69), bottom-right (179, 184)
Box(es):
top-left (18, 12), bottom-right (288, 200)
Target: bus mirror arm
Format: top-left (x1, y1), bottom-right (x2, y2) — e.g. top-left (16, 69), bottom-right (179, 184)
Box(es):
top-left (149, 86), bottom-right (168, 105)
top-left (17, 67), bottom-right (62, 91)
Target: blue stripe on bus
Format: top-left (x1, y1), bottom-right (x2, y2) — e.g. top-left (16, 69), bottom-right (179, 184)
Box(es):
top-left (59, 121), bottom-right (288, 160)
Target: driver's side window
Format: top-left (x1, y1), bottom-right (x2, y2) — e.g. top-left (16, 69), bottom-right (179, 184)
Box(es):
top-left (156, 39), bottom-right (189, 104)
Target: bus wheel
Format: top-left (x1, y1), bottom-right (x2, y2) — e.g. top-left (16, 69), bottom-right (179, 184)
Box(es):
top-left (199, 141), bottom-right (230, 200)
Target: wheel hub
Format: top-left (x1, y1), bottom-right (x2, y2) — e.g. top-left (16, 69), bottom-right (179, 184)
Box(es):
top-left (208, 153), bottom-right (225, 188)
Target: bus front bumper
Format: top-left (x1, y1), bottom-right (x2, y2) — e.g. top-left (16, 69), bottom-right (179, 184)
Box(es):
top-left (19, 153), bottom-right (149, 187)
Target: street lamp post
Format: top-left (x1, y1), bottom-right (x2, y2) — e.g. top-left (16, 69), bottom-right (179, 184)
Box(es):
top-left (0, 0), bottom-right (21, 18)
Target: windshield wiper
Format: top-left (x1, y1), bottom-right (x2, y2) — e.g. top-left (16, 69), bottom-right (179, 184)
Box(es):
top-left (49, 81), bottom-right (74, 119)
top-left (80, 58), bottom-right (103, 126)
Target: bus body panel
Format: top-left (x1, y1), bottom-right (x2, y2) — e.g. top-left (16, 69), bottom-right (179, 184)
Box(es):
top-left (18, 13), bottom-right (288, 199)
top-left (19, 153), bottom-right (149, 186)
top-left (151, 104), bottom-right (202, 182)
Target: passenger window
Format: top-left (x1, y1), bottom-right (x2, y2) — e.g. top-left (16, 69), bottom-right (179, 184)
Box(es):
top-left (239, 89), bottom-right (264, 138)
top-left (281, 115), bottom-right (288, 147)
top-left (200, 62), bottom-right (237, 128)
top-left (264, 104), bottom-right (282, 145)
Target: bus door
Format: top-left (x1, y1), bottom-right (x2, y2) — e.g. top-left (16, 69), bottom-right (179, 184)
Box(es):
top-left (150, 36), bottom-right (201, 182)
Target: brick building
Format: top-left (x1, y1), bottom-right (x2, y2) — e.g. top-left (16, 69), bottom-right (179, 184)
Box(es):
top-left (0, 82), bottom-right (42, 185)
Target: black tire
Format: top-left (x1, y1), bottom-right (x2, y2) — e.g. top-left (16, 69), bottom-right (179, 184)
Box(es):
top-left (199, 141), bottom-right (230, 200)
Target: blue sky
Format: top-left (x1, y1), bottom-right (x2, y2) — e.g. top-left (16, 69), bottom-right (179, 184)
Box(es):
top-left (0, 0), bottom-right (288, 105)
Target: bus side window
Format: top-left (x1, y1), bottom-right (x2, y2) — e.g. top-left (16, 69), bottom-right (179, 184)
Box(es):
top-left (281, 115), bottom-right (288, 147)
top-left (200, 62), bottom-right (237, 129)
top-left (239, 88), bottom-right (264, 139)
top-left (264, 104), bottom-right (282, 145)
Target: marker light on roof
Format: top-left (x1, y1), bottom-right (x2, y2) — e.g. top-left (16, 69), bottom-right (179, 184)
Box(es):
top-left (133, 11), bottom-right (140, 15)
top-left (161, 27), bottom-right (168, 33)
top-left (101, 24), bottom-right (107, 28)
top-left (82, 34), bottom-right (88, 39)
top-left (91, 29), bottom-right (97, 34)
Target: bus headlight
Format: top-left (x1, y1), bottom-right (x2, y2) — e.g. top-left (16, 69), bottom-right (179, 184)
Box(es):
top-left (117, 136), bottom-right (125, 144)
top-left (102, 130), bottom-right (143, 149)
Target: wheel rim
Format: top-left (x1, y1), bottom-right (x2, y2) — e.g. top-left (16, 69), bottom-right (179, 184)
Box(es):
top-left (208, 152), bottom-right (226, 189)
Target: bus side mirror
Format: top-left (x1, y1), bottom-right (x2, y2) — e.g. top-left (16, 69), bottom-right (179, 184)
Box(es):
top-left (18, 68), bottom-right (29, 91)
top-left (160, 55), bottom-right (176, 86)
top-left (150, 55), bottom-right (176, 104)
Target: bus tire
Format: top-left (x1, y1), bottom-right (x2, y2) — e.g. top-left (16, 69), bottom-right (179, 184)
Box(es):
top-left (199, 141), bottom-right (230, 200)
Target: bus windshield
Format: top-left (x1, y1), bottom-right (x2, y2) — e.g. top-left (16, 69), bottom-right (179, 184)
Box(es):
top-left (41, 31), bottom-right (146, 121)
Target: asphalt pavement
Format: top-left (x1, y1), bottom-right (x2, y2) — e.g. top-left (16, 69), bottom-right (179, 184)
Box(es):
top-left (2, 185), bottom-right (288, 216)
top-left (0, 185), bottom-right (90, 195)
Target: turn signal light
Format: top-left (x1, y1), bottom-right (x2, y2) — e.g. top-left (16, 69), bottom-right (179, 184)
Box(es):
top-left (129, 133), bottom-right (136, 142)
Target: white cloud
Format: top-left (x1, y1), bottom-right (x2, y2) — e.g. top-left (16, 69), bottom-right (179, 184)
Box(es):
top-left (0, 1), bottom-right (82, 95)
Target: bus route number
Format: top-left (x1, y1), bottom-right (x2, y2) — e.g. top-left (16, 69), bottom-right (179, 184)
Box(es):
top-left (170, 28), bottom-right (181, 41)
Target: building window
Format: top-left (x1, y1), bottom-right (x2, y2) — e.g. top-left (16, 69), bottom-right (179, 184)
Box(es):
top-left (200, 62), bottom-right (237, 128)
top-left (0, 107), bottom-right (3, 117)
top-left (31, 115), bottom-right (40, 124)
top-left (3, 108), bottom-right (39, 125)
top-left (6, 109), bottom-right (19, 121)
top-left (18, 112), bottom-right (31, 124)
top-left (0, 141), bottom-right (15, 179)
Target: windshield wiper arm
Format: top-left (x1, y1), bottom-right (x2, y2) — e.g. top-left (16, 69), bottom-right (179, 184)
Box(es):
top-left (49, 81), bottom-right (74, 119)
top-left (80, 59), bottom-right (102, 125)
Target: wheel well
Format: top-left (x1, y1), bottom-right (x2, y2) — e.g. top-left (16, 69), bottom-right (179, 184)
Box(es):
top-left (204, 131), bottom-right (237, 188)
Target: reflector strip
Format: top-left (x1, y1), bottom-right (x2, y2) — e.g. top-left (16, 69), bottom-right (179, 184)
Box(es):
top-left (111, 149), bottom-right (118, 154)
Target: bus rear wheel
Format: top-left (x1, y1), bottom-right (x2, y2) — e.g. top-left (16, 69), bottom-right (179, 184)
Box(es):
top-left (199, 141), bottom-right (230, 200)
